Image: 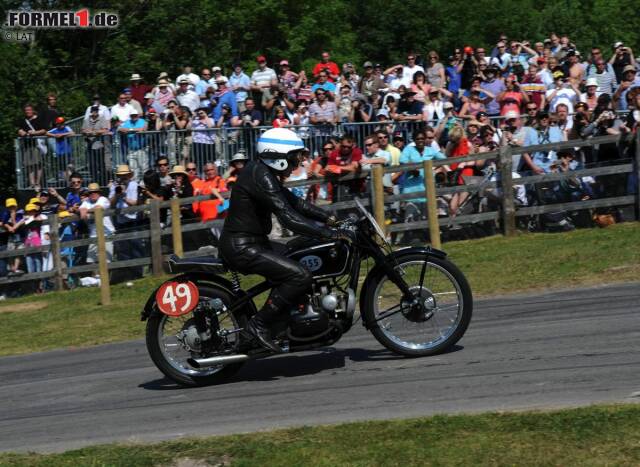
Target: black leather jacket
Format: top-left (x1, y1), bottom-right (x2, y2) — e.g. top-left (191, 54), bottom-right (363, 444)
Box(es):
top-left (222, 161), bottom-right (335, 239)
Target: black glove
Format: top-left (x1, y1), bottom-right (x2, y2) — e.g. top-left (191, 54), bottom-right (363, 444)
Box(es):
top-left (333, 227), bottom-right (357, 243)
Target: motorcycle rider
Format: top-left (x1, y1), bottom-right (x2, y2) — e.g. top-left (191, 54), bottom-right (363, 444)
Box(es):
top-left (219, 128), bottom-right (349, 353)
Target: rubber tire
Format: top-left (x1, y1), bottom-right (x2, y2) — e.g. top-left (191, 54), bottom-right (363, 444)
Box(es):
top-left (362, 254), bottom-right (473, 357)
top-left (146, 284), bottom-right (247, 387)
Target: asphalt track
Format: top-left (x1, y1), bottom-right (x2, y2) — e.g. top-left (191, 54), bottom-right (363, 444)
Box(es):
top-left (0, 282), bottom-right (639, 453)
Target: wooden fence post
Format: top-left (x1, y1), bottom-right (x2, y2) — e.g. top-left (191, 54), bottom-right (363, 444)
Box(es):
top-left (171, 198), bottom-right (183, 257)
top-left (94, 207), bottom-right (111, 306)
top-left (48, 214), bottom-right (64, 291)
top-left (150, 199), bottom-right (163, 276)
top-left (499, 145), bottom-right (517, 237)
top-left (423, 160), bottom-right (442, 249)
top-left (635, 130), bottom-right (640, 221)
top-left (371, 165), bottom-right (386, 239)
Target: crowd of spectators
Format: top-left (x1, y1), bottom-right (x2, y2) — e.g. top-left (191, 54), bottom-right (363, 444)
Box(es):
top-left (15, 34), bottom-right (640, 188)
top-left (7, 32), bottom-right (640, 294)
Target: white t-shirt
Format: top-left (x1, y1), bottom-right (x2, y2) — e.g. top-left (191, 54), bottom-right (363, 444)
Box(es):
top-left (109, 180), bottom-right (139, 222)
top-left (402, 65), bottom-right (424, 81)
top-left (110, 103), bottom-right (135, 122)
top-left (546, 86), bottom-right (577, 113)
top-left (360, 149), bottom-right (391, 169)
top-left (176, 90), bottom-right (201, 112)
top-left (80, 196), bottom-right (115, 237)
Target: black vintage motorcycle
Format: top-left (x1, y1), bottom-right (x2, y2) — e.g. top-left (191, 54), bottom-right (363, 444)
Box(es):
top-left (142, 200), bottom-right (473, 386)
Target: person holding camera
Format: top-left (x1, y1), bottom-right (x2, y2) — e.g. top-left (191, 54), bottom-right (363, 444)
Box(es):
top-left (613, 65), bottom-right (640, 111)
top-left (609, 42), bottom-right (636, 84)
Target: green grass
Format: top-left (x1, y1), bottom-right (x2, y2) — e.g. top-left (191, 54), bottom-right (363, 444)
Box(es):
top-left (1, 404), bottom-right (640, 466)
top-left (0, 223), bottom-right (638, 357)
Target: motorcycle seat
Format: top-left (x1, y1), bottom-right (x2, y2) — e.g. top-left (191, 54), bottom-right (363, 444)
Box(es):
top-left (167, 254), bottom-right (228, 274)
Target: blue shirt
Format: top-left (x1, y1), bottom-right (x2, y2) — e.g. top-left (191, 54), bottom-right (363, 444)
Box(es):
top-left (524, 126), bottom-right (563, 172)
top-left (48, 126), bottom-right (73, 156)
top-left (66, 191), bottom-right (82, 210)
top-left (195, 78), bottom-right (216, 97)
top-left (446, 65), bottom-right (461, 94)
top-left (399, 146), bottom-right (446, 202)
top-left (211, 90), bottom-right (239, 120)
top-left (121, 118), bottom-right (146, 150)
top-left (311, 82), bottom-right (337, 94)
top-left (229, 72), bottom-right (251, 103)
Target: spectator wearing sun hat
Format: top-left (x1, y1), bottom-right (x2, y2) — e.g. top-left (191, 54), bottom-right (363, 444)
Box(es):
top-left (545, 69), bottom-right (579, 113)
top-left (210, 76), bottom-right (239, 120)
top-left (129, 73), bottom-right (152, 104)
top-left (79, 182), bottom-right (114, 263)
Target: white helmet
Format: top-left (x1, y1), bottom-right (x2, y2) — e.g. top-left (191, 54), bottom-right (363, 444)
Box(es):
top-left (257, 128), bottom-right (305, 171)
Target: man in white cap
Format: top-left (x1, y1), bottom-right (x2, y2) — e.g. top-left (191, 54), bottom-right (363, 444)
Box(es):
top-left (211, 76), bottom-right (239, 121)
top-left (175, 65), bottom-right (199, 90)
top-left (176, 77), bottom-right (200, 113)
top-left (580, 77), bottom-right (600, 110)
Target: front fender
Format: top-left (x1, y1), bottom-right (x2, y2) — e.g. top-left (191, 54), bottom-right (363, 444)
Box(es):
top-left (358, 246), bottom-right (447, 328)
top-left (140, 272), bottom-right (237, 321)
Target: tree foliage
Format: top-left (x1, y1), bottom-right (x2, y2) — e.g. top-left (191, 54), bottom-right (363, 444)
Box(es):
top-left (0, 0), bottom-right (637, 193)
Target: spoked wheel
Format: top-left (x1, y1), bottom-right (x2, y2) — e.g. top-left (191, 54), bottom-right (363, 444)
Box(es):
top-left (363, 254), bottom-right (472, 356)
top-left (146, 285), bottom-right (246, 387)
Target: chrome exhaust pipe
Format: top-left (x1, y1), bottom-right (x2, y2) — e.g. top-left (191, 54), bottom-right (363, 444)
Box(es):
top-left (188, 354), bottom-right (250, 368)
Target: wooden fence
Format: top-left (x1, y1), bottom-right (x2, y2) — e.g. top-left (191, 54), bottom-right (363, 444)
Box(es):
top-left (1, 131), bottom-right (638, 304)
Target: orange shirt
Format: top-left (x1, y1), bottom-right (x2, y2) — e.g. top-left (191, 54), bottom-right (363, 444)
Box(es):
top-left (194, 176), bottom-right (227, 221)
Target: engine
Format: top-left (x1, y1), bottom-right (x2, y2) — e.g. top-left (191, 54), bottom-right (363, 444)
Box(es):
top-left (287, 284), bottom-right (356, 341)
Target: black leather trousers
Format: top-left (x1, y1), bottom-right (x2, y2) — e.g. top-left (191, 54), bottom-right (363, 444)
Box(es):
top-left (219, 232), bottom-right (312, 315)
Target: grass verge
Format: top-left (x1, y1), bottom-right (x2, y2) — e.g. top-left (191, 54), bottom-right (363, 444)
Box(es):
top-left (0, 223), bottom-right (638, 357)
top-left (1, 404), bottom-right (639, 466)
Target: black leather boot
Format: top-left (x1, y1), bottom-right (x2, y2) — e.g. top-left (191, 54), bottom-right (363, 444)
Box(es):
top-left (245, 293), bottom-right (290, 353)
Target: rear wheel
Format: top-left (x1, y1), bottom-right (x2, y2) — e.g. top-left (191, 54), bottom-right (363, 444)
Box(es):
top-left (363, 254), bottom-right (472, 357)
top-left (146, 284), bottom-right (246, 387)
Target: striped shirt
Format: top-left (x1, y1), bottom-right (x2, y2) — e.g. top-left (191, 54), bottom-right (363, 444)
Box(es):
top-left (251, 67), bottom-right (277, 88)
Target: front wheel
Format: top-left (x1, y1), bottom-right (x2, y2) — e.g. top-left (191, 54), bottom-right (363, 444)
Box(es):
top-left (146, 284), bottom-right (246, 387)
top-left (362, 254), bottom-right (472, 357)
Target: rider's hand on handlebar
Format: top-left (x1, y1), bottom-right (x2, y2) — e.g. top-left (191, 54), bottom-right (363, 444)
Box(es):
top-left (326, 215), bottom-right (339, 227)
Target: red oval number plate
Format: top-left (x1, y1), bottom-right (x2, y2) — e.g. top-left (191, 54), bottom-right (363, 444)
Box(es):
top-left (156, 281), bottom-right (200, 316)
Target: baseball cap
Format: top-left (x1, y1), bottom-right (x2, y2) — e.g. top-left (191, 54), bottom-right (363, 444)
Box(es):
top-left (443, 101), bottom-right (454, 110)
top-left (55, 117), bottom-right (65, 124)
top-left (623, 64), bottom-right (636, 74)
top-left (256, 55), bottom-right (266, 63)
top-left (280, 59), bottom-right (289, 66)
top-left (129, 109), bottom-right (140, 115)
top-left (215, 76), bottom-right (228, 84)
top-left (376, 109), bottom-right (390, 118)
top-left (144, 92), bottom-right (154, 99)
top-left (363, 61), bottom-right (373, 68)
top-left (147, 108), bottom-right (157, 114)
top-left (5, 198), bottom-right (17, 208)
top-left (392, 131), bottom-right (405, 141)
top-left (212, 66), bottom-right (222, 72)
top-left (614, 41), bottom-right (624, 49)
top-left (25, 204), bottom-right (39, 212)
top-left (552, 70), bottom-right (565, 79)
top-left (476, 111), bottom-right (489, 119)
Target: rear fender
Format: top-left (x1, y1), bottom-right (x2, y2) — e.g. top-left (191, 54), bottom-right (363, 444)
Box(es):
top-left (140, 273), bottom-right (238, 321)
top-left (359, 246), bottom-right (447, 329)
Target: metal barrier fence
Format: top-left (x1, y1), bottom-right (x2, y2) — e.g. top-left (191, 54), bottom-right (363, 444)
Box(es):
top-left (15, 118), bottom-right (506, 189)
